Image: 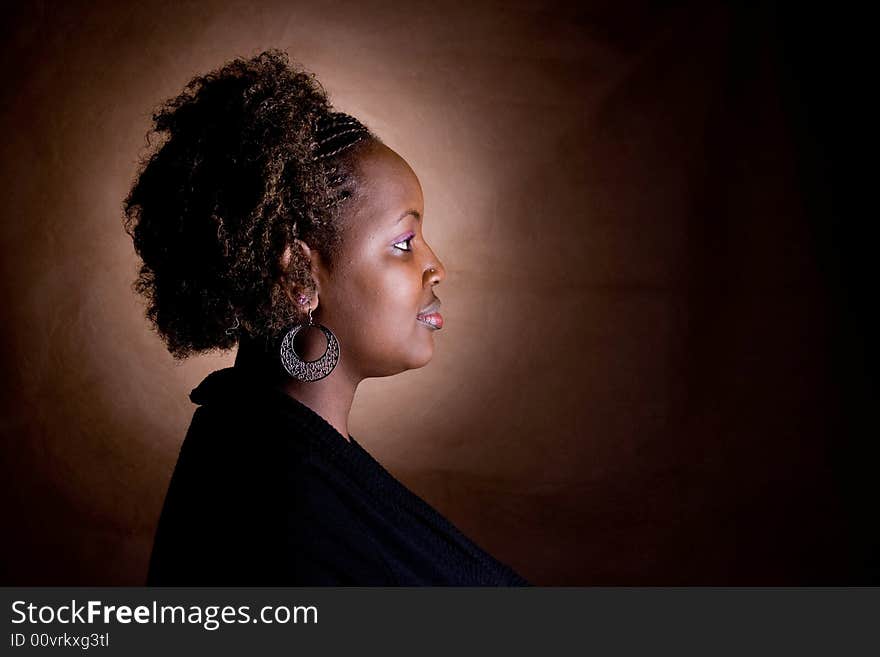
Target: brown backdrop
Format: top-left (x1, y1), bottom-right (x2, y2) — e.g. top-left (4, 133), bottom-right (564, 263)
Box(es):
top-left (1, 0), bottom-right (875, 584)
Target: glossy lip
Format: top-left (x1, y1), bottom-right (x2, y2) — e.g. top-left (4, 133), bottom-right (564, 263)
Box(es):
top-left (417, 299), bottom-right (441, 316)
top-left (416, 298), bottom-right (443, 330)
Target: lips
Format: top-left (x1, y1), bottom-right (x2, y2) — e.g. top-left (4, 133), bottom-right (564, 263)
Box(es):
top-left (417, 299), bottom-right (443, 330)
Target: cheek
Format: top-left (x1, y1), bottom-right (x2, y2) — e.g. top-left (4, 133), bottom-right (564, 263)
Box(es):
top-left (365, 268), bottom-right (420, 330)
top-left (333, 263), bottom-right (427, 358)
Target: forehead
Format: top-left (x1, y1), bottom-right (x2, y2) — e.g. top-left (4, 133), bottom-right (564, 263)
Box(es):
top-left (347, 141), bottom-right (423, 224)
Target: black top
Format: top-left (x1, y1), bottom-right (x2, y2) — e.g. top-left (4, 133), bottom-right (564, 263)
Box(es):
top-left (147, 366), bottom-right (529, 585)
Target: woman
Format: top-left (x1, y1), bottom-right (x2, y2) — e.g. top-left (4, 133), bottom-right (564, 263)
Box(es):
top-left (124, 50), bottom-right (528, 585)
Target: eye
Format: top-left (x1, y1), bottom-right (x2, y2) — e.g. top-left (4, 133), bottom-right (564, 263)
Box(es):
top-left (393, 235), bottom-right (415, 252)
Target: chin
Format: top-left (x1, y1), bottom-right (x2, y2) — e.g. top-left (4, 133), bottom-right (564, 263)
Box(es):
top-left (406, 354), bottom-right (433, 372)
top-left (407, 356), bottom-right (433, 371)
top-left (368, 345), bottom-right (434, 378)
top-left (367, 328), bottom-right (437, 376)
top-left (405, 341), bottom-right (435, 371)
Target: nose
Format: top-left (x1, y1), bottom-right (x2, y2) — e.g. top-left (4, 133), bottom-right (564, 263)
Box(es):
top-left (424, 256), bottom-right (446, 287)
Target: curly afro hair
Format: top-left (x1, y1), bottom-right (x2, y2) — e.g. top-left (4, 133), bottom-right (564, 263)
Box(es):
top-left (123, 49), bottom-right (377, 359)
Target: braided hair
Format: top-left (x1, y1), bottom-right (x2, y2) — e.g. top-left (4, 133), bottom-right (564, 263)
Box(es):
top-left (123, 50), bottom-right (377, 359)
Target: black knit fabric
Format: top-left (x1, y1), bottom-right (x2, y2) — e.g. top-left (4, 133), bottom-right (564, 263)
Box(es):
top-left (147, 366), bottom-right (529, 586)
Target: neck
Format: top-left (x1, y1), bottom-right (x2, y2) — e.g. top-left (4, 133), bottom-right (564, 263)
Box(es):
top-left (234, 332), bottom-right (361, 441)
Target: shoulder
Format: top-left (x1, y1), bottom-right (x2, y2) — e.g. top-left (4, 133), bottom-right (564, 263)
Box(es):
top-left (151, 369), bottom-right (397, 584)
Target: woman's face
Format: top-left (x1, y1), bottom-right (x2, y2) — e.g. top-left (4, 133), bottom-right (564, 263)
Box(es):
top-left (313, 141), bottom-right (446, 379)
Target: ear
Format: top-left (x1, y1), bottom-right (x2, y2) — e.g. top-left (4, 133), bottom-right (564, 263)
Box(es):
top-left (279, 239), bottom-right (323, 306)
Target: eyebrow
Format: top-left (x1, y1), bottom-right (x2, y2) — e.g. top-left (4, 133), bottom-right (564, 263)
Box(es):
top-left (396, 209), bottom-right (421, 223)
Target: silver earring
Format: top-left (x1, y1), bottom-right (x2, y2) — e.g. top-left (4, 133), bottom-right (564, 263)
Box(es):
top-left (279, 301), bottom-right (340, 382)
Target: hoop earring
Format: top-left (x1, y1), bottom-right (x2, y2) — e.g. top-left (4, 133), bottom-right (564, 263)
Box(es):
top-left (279, 304), bottom-right (340, 382)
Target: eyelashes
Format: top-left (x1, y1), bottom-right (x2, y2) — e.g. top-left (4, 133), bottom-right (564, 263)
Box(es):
top-left (392, 232), bottom-right (415, 252)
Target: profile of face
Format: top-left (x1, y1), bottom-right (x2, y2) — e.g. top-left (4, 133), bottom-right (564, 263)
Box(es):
top-left (300, 141), bottom-right (447, 380)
